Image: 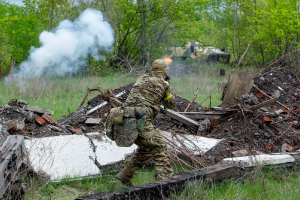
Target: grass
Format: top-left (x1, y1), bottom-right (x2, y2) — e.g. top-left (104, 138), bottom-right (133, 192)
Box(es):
top-left (24, 167), bottom-right (156, 199)
top-left (174, 167), bottom-right (300, 200)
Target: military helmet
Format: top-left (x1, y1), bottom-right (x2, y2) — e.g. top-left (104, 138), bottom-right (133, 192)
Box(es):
top-left (151, 59), bottom-right (167, 76)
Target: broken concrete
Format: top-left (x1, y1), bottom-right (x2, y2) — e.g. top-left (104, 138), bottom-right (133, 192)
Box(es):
top-left (24, 133), bottom-right (137, 181)
top-left (222, 154), bottom-right (295, 167)
top-left (162, 131), bottom-right (224, 155)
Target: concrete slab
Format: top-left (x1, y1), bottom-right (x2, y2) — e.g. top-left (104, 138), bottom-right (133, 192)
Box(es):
top-left (161, 131), bottom-right (224, 155)
top-left (222, 154), bottom-right (295, 167)
top-left (24, 134), bottom-right (137, 181)
top-left (25, 131), bottom-right (223, 181)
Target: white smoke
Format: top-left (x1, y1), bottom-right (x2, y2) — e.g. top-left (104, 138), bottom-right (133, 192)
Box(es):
top-left (5, 8), bottom-right (114, 83)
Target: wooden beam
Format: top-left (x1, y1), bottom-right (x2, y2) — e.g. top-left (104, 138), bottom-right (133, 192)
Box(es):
top-left (178, 112), bottom-right (228, 120)
top-left (163, 109), bottom-right (200, 130)
top-left (23, 105), bottom-right (54, 115)
top-left (76, 164), bottom-right (236, 200)
top-left (0, 136), bottom-right (26, 198)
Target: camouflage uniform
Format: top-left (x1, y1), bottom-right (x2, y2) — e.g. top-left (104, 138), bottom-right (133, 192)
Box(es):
top-left (118, 59), bottom-right (175, 183)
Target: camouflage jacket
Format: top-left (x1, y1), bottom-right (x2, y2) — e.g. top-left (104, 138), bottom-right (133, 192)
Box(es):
top-left (124, 71), bottom-right (175, 119)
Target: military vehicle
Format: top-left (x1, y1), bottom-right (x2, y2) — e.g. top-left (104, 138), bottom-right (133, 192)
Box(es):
top-left (166, 42), bottom-right (230, 64)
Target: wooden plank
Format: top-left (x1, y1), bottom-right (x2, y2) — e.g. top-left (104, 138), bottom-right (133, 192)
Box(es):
top-left (75, 164), bottom-right (236, 200)
top-left (85, 118), bottom-right (102, 125)
top-left (23, 105), bottom-right (54, 115)
top-left (164, 109), bottom-right (200, 130)
top-left (178, 112), bottom-right (227, 120)
top-left (223, 70), bottom-right (255, 106)
top-left (233, 98), bottom-right (279, 118)
top-left (0, 135), bottom-right (26, 198)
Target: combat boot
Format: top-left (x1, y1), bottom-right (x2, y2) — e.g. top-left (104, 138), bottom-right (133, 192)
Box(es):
top-left (115, 170), bottom-right (135, 187)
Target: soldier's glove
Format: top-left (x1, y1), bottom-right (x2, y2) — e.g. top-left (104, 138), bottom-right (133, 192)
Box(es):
top-left (164, 75), bottom-right (171, 82)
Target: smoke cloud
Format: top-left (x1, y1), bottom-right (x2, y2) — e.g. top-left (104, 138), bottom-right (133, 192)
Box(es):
top-left (6, 8), bottom-right (114, 83)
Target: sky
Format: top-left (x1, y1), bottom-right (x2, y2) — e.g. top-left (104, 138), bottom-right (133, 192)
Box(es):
top-left (7, 0), bottom-right (24, 6)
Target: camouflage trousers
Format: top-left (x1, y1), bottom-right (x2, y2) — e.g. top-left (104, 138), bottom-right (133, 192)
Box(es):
top-left (123, 121), bottom-right (173, 181)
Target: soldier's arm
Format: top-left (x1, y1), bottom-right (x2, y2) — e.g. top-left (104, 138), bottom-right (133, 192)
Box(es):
top-left (163, 85), bottom-right (175, 109)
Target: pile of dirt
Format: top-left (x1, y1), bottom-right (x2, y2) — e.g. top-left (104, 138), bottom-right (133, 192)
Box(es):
top-left (208, 67), bottom-right (300, 160)
top-left (46, 82), bottom-right (202, 135)
top-left (253, 67), bottom-right (300, 107)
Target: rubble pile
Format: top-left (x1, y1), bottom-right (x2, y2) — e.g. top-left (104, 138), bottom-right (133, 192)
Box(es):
top-left (208, 67), bottom-right (300, 161)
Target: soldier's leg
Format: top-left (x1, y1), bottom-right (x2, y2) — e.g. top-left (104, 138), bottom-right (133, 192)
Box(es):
top-left (137, 122), bottom-right (173, 181)
top-left (123, 146), bottom-right (153, 178)
top-left (150, 131), bottom-right (173, 181)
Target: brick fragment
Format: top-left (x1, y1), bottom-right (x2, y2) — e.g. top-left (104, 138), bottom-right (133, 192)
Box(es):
top-left (265, 144), bottom-right (273, 150)
top-left (263, 116), bottom-right (272, 122)
top-left (71, 126), bottom-right (82, 133)
top-left (42, 113), bottom-right (55, 124)
top-left (231, 150), bottom-right (248, 157)
top-left (36, 116), bottom-right (47, 126)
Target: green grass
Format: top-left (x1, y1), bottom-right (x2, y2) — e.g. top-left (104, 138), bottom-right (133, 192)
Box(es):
top-left (174, 167), bottom-right (300, 200)
top-left (24, 167), bottom-right (156, 199)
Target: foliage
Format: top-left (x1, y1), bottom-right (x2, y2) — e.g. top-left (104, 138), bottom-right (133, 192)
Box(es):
top-left (199, 0), bottom-right (300, 67)
top-left (0, 0), bottom-right (42, 75)
top-left (1, 0), bottom-right (300, 75)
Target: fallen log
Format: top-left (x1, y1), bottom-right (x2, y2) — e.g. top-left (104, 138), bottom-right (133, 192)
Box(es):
top-left (75, 164), bottom-right (236, 200)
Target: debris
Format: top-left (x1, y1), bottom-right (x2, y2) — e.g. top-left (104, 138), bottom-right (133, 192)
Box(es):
top-left (240, 94), bottom-right (259, 105)
top-left (262, 116), bottom-right (272, 122)
top-left (24, 134), bottom-right (137, 181)
top-left (231, 150), bottom-right (248, 157)
top-left (197, 119), bottom-right (211, 135)
top-left (0, 125), bottom-right (9, 147)
top-left (0, 136), bottom-right (26, 198)
top-left (35, 116), bottom-right (47, 126)
top-left (179, 112), bottom-right (227, 120)
top-left (184, 88), bottom-right (199, 112)
top-left (85, 118), bottom-right (102, 125)
top-left (222, 153), bottom-right (296, 168)
top-left (162, 107), bottom-right (199, 130)
top-left (86, 91), bottom-right (126, 115)
top-left (223, 70), bottom-right (255, 106)
top-left (41, 113), bottom-right (55, 124)
top-left (23, 105), bottom-right (54, 115)
top-left (281, 143), bottom-right (293, 152)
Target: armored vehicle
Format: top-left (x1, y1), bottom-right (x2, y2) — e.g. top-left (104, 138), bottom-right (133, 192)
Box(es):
top-left (166, 42), bottom-right (230, 64)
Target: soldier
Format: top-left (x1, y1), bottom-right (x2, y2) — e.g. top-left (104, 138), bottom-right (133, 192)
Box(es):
top-left (115, 59), bottom-right (175, 187)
